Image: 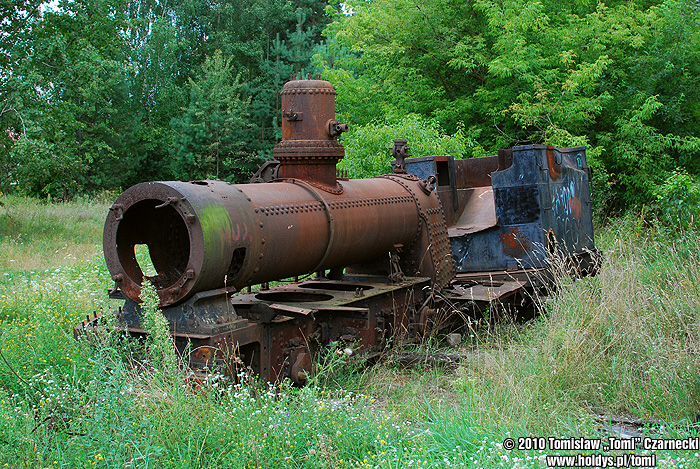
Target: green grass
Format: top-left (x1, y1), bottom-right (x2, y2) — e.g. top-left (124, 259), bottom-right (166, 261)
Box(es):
top-left (0, 195), bottom-right (108, 274)
top-left (1, 196), bottom-right (699, 468)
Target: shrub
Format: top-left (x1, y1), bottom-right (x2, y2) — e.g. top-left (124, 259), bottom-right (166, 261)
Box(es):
top-left (654, 169), bottom-right (700, 233)
top-left (140, 280), bottom-right (177, 375)
top-left (337, 114), bottom-right (482, 179)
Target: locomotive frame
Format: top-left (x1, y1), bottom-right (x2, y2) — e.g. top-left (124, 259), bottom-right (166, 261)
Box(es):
top-left (76, 78), bottom-right (599, 384)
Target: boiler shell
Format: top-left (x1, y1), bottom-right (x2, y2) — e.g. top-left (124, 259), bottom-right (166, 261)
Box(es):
top-left (104, 178), bottom-right (421, 306)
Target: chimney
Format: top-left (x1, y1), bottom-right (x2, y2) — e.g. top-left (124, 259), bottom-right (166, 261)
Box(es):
top-left (273, 78), bottom-right (348, 193)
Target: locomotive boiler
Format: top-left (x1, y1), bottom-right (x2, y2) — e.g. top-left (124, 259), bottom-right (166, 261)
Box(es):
top-left (86, 78), bottom-right (598, 384)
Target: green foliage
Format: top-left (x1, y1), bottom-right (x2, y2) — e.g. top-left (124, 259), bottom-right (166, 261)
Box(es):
top-left (600, 95), bottom-right (700, 206)
top-left (534, 219), bottom-right (700, 420)
top-left (2, 196), bottom-right (700, 467)
top-left (2, 0), bottom-right (699, 215)
top-left (1, 0), bottom-right (336, 197)
top-left (9, 137), bottom-right (86, 199)
top-left (654, 169), bottom-right (700, 232)
top-left (308, 340), bottom-right (362, 388)
top-left (338, 114), bottom-right (481, 178)
top-left (171, 52), bottom-right (255, 182)
top-left (0, 194), bottom-right (108, 276)
top-left (323, 0), bottom-right (700, 210)
top-left (0, 0), bottom-right (43, 190)
top-left (4, 0), bottom-right (135, 198)
top-left (140, 280), bottom-right (178, 375)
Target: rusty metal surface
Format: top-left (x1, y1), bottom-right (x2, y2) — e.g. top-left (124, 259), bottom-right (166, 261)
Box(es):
top-left (447, 186), bottom-right (497, 236)
top-left (378, 174), bottom-right (456, 290)
top-left (273, 79), bottom-right (347, 193)
top-left (228, 275), bottom-right (430, 382)
top-left (443, 279), bottom-right (525, 303)
top-left (231, 276), bottom-right (427, 314)
top-left (454, 268), bottom-right (551, 288)
top-left (406, 145), bottom-right (597, 277)
top-left (95, 77), bottom-right (600, 385)
top-left (104, 180), bottom-right (259, 307)
top-left (104, 177), bottom-right (424, 307)
top-left (99, 78), bottom-right (457, 385)
top-left (403, 155), bottom-right (459, 224)
top-left (453, 150), bottom-right (513, 189)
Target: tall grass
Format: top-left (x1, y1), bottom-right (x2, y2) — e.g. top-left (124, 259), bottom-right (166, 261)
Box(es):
top-left (1, 196), bottom-right (698, 468)
top-left (339, 216), bottom-right (700, 467)
top-left (436, 220), bottom-right (700, 430)
top-left (481, 217), bottom-right (695, 421)
top-left (0, 196), bottom-right (469, 468)
top-left (533, 225), bottom-right (700, 420)
top-left (0, 195), bottom-right (108, 273)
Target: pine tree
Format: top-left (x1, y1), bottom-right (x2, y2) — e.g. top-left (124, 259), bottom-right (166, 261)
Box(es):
top-left (171, 51), bottom-right (253, 181)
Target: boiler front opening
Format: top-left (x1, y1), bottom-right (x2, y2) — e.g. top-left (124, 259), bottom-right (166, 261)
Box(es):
top-left (115, 199), bottom-right (190, 291)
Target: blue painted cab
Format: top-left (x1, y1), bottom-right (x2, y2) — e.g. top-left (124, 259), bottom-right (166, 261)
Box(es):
top-left (405, 145), bottom-right (597, 277)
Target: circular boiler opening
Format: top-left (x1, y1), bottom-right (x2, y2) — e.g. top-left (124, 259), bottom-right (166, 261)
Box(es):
top-left (116, 199), bottom-right (191, 290)
top-left (254, 291), bottom-right (334, 303)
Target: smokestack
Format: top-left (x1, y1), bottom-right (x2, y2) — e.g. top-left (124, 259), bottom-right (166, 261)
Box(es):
top-left (273, 79), bottom-right (348, 193)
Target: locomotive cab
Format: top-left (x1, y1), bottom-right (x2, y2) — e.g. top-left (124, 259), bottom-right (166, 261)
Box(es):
top-left (405, 145), bottom-right (599, 284)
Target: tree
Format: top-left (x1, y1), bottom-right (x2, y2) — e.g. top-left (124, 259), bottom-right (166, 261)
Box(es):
top-left (321, 0), bottom-right (700, 210)
top-left (0, 0), bottom-right (45, 191)
top-left (1, 0), bottom-right (337, 196)
top-left (201, 0), bottom-right (335, 159)
top-left (6, 0), bottom-right (135, 198)
top-left (171, 51), bottom-right (253, 181)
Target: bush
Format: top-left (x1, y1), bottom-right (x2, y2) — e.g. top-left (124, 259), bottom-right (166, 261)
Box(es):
top-left (337, 114), bottom-right (483, 179)
top-left (654, 169), bottom-right (700, 233)
top-left (140, 280), bottom-right (178, 375)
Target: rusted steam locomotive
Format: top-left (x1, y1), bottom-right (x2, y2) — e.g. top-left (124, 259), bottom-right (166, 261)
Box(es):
top-left (88, 79), bottom-right (597, 384)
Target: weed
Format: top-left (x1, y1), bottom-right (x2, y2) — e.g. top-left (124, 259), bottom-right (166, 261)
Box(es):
top-left (141, 280), bottom-right (178, 376)
top-left (1, 196), bottom-right (698, 468)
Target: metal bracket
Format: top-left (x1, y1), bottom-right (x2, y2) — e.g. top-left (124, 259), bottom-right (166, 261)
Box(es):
top-left (110, 203), bottom-right (124, 221)
top-left (389, 244), bottom-right (406, 284)
top-left (392, 139), bottom-right (410, 174)
top-left (327, 119), bottom-right (349, 138)
top-left (418, 176), bottom-right (435, 195)
top-left (154, 197), bottom-right (179, 209)
top-left (282, 109), bottom-right (303, 121)
top-left (250, 159), bottom-right (280, 183)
